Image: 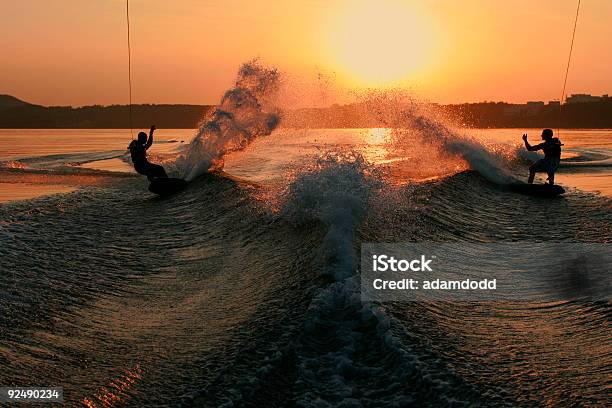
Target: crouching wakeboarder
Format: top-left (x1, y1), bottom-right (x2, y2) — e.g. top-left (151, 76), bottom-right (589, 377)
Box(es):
top-left (128, 125), bottom-right (168, 181)
top-left (129, 125), bottom-right (188, 196)
top-left (522, 129), bottom-right (563, 185)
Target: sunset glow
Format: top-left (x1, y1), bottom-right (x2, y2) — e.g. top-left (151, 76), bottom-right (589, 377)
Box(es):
top-left (326, 1), bottom-right (435, 86)
top-left (1, 1), bottom-right (611, 406)
top-left (0, 0), bottom-right (610, 105)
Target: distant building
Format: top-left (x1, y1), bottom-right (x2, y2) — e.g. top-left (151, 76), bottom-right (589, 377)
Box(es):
top-left (547, 100), bottom-right (561, 107)
top-left (565, 94), bottom-right (609, 104)
top-left (503, 104), bottom-right (524, 116)
top-left (523, 101), bottom-right (544, 116)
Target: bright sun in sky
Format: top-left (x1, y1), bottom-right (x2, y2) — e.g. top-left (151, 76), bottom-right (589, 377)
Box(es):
top-left (2, 0), bottom-right (610, 106)
top-left (327, 1), bottom-right (435, 86)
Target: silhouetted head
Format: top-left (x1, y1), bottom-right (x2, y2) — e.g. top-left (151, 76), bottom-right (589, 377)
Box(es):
top-left (541, 128), bottom-right (553, 141)
top-left (137, 131), bottom-right (147, 144)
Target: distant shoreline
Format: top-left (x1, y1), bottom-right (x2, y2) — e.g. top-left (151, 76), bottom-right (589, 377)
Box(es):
top-left (3, 127), bottom-right (610, 131)
top-left (1, 95), bottom-right (611, 129)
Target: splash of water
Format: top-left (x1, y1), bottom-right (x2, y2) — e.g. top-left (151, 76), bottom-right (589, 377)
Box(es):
top-left (280, 151), bottom-right (378, 280)
top-left (408, 111), bottom-right (519, 184)
top-left (275, 151), bottom-right (477, 406)
top-left (360, 92), bottom-right (520, 184)
top-left (179, 60), bottom-right (281, 181)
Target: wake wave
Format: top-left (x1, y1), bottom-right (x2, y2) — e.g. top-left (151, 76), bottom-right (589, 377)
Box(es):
top-left (276, 152), bottom-right (479, 406)
top-left (280, 151), bottom-right (376, 280)
top-left (1, 151), bottom-right (127, 170)
top-left (179, 61), bottom-right (281, 181)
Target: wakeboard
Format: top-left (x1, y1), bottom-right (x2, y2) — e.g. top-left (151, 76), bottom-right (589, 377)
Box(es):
top-left (508, 183), bottom-right (565, 197)
top-left (148, 177), bottom-right (188, 196)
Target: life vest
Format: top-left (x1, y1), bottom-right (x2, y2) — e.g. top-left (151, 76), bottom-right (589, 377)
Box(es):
top-left (128, 140), bottom-right (147, 165)
top-left (542, 138), bottom-right (562, 159)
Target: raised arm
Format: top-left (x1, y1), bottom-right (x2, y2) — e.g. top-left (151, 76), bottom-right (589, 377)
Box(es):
top-left (522, 134), bottom-right (541, 152)
top-left (145, 125), bottom-right (156, 149)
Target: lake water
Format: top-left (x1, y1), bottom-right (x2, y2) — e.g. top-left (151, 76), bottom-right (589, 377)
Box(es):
top-left (0, 128), bottom-right (610, 201)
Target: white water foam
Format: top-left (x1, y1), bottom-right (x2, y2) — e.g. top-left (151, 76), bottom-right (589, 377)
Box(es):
top-left (278, 151), bottom-right (476, 406)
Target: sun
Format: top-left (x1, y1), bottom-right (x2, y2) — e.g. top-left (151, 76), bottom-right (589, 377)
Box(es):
top-left (326, 1), bottom-right (434, 86)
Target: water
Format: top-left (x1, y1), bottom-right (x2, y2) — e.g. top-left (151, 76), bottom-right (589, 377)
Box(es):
top-left (1, 90), bottom-right (611, 406)
top-left (1, 124), bottom-right (610, 406)
top-left (2, 128), bottom-right (610, 200)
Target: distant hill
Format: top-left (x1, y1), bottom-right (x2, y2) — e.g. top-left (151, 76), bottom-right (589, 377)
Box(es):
top-left (0, 96), bottom-right (212, 128)
top-left (0, 94), bottom-right (36, 110)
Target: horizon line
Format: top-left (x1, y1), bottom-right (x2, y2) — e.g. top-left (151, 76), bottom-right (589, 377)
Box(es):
top-left (2, 93), bottom-right (610, 110)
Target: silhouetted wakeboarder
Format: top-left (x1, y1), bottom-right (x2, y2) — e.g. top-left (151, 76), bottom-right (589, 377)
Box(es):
top-left (522, 129), bottom-right (563, 185)
top-left (128, 125), bottom-right (168, 181)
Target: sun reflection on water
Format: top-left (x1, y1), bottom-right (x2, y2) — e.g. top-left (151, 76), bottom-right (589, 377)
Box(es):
top-left (81, 364), bottom-right (144, 407)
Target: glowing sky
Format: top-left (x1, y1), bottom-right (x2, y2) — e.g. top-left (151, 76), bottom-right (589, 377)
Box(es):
top-left (1, 0), bottom-right (610, 106)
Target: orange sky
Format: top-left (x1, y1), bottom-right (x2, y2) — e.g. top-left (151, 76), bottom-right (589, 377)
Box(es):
top-left (1, 0), bottom-right (610, 106)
